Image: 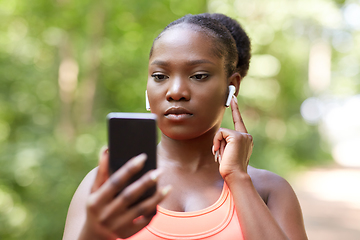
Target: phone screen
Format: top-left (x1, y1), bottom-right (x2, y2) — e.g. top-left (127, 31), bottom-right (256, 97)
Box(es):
top-left (107, 112), bottom-right (157, 202)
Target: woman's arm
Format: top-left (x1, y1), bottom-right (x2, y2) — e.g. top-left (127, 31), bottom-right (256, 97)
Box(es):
top-left (213, 96), bottom-right (307, 240)
top-left (263, 170), bottom-right (307, 240)
top-left (227, 169), bottom-right (307, 240)
top-left (62, 167), bottom-right (97, 240)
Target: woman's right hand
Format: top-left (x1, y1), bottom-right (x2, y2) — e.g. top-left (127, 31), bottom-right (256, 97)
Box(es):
top-left (79, 149), bottom-right (171, 240)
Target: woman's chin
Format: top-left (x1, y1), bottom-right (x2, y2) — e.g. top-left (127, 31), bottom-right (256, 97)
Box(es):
top-left (161, 126), bottom-right (217, 142)
top-left (161, 128), bottom-right (199, 141)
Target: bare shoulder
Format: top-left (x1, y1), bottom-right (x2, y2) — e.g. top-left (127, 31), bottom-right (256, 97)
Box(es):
top-left (68, 167), bottom-right (98, 204)
top-left (247, 165), bottom-right (293, 203)
top-left (248, 166), bottom-right (307, 240)
top-left (62, 167), bottom-right (98, 240)
top-left (69, 166), bottom-right (98, 210)
top-left (247, 165), bottom-right (289, 185)
top-left (77, 167), bottom-right (98, 193)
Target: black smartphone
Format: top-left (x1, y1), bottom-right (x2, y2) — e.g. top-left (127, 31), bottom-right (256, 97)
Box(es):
top-left (107, 112), bottom-right (157, 204)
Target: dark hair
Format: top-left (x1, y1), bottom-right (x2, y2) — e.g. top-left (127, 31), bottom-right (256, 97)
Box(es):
top-left (150, 13), bottom-right (251, 78)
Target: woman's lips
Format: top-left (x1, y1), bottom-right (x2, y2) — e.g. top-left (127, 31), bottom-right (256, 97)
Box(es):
top-left (164, 107), bottom-right (193, 120)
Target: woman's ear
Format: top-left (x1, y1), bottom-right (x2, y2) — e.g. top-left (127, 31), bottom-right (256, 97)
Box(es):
top-left (228, 72), bottom-right (241, 96)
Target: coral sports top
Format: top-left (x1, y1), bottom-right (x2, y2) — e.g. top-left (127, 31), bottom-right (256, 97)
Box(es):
top-left (124, 183), bottom-right (244, 239)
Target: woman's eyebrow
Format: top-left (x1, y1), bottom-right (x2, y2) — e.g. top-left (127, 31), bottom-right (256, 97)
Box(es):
top-left (185, 59), bottom-right (215, 65)
top-left (150, 59), bottom-right (215, 66)
top-left (150, 60), bottom-right (169, 66)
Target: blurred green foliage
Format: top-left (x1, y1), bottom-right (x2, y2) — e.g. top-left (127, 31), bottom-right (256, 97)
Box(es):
top-left (1, 0), bottom-right (356, 239)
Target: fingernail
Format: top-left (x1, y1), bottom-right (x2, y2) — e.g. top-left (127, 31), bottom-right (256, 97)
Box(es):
top-left (212, 145), bottom-right (215, 155)
top-left (133, 153), bottom-right (147, 167)
top-left (150, 169), bottom-right (162, 182)
top-left (161, 185), bottom-right (172, 196)
top-left (218, 153), bottom-right (222, 164)
top-left (215, 150), bottom-right (219, 162)
top-left (232, 95), bottom-right (238, 104)
top-left (98, 146), bottom-right (108, 161)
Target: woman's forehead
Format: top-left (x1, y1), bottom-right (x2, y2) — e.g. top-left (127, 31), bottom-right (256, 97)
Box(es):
top-left (150, 27), bottom-right (224, 64)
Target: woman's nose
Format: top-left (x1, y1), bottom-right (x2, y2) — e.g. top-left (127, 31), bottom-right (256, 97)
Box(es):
top-left (165, 77), bottom-right (190, 102)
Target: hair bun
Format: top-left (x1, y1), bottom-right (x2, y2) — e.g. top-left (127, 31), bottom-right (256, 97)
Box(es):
top-left (208, 14), bottom-right (251, 78)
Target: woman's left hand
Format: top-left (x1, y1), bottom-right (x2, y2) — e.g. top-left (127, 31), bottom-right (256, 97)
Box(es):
top-left (213, 95), bottom-right (254, 180)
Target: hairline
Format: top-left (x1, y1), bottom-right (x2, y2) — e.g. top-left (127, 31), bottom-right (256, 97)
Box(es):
top-left (150, 23), bottom-right (235, 76)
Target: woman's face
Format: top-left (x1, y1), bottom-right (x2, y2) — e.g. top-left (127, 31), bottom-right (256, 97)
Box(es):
top-left (147, 26), bottom-right (229, 140)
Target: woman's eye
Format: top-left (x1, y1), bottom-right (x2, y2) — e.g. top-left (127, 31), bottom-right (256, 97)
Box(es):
top-left (151, 74), bottom-right (168, 81)
top-left (191, 74), bottom-right (209, 81)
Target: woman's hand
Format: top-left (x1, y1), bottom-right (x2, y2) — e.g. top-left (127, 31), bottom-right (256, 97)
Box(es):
top-left (212, 96), bottom-right (254, 180)
top-left (79, 149), bottom-right (171, 240)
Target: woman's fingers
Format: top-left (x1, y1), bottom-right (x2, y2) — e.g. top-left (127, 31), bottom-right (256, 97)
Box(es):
top-left (89, 153), bottom-right (148, 209)
top-left (213, 128), bottom-right (230, 153)
top-left (212, 126), bottom-right (254, 173)
top-left (130, 184), bottom-right (171, 220)
top-left (109, 185), bottom-right (172, 238)
top-left (219, 139), bottom-right (226, 164)
top-left (102, 168), bottom-right (162, 220)
top-left (230, 95), bottom-right (248, 133)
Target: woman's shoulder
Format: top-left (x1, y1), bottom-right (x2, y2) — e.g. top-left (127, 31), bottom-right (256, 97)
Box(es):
top-left (246, 166), bottom-right (307, 239)
top-left (247, 166), bottom-right (295, 204)
top-left (82, 166), bottom-right (99, 185)
top-left (62, 167), bottom-right (98, 240)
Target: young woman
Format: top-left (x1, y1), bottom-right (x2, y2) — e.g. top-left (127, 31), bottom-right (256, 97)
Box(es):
top-left (63, 13), bottom-right (308, 240)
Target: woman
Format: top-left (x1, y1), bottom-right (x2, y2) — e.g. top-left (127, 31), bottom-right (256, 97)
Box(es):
top-left (63, 13), bottom-right (308, 240)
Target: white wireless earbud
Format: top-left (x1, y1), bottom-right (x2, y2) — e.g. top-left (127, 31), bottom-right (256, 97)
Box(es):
top-left (145, 90), bottom-right (151, 111)
top-left (225, 85), bottom-right (236, 107)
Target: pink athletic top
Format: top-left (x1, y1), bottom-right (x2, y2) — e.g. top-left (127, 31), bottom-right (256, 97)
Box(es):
top-left (124, 183), bottom-right (244, 239)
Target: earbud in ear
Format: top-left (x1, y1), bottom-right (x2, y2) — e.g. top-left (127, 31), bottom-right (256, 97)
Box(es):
top-left (225, 85), bottom-right (236, 107)
top-left (145, 90), bottom-right (151, 111)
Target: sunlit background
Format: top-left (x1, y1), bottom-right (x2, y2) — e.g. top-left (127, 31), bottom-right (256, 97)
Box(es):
top-left (0, 0), bottom-right (359, 239)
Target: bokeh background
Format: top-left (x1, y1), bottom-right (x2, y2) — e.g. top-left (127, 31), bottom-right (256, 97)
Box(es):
top-left (0, 0), bottom-right (359, 239)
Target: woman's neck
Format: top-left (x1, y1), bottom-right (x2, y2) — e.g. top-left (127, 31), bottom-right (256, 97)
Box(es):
top-left (157, 127), bottom-right (219, 173)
